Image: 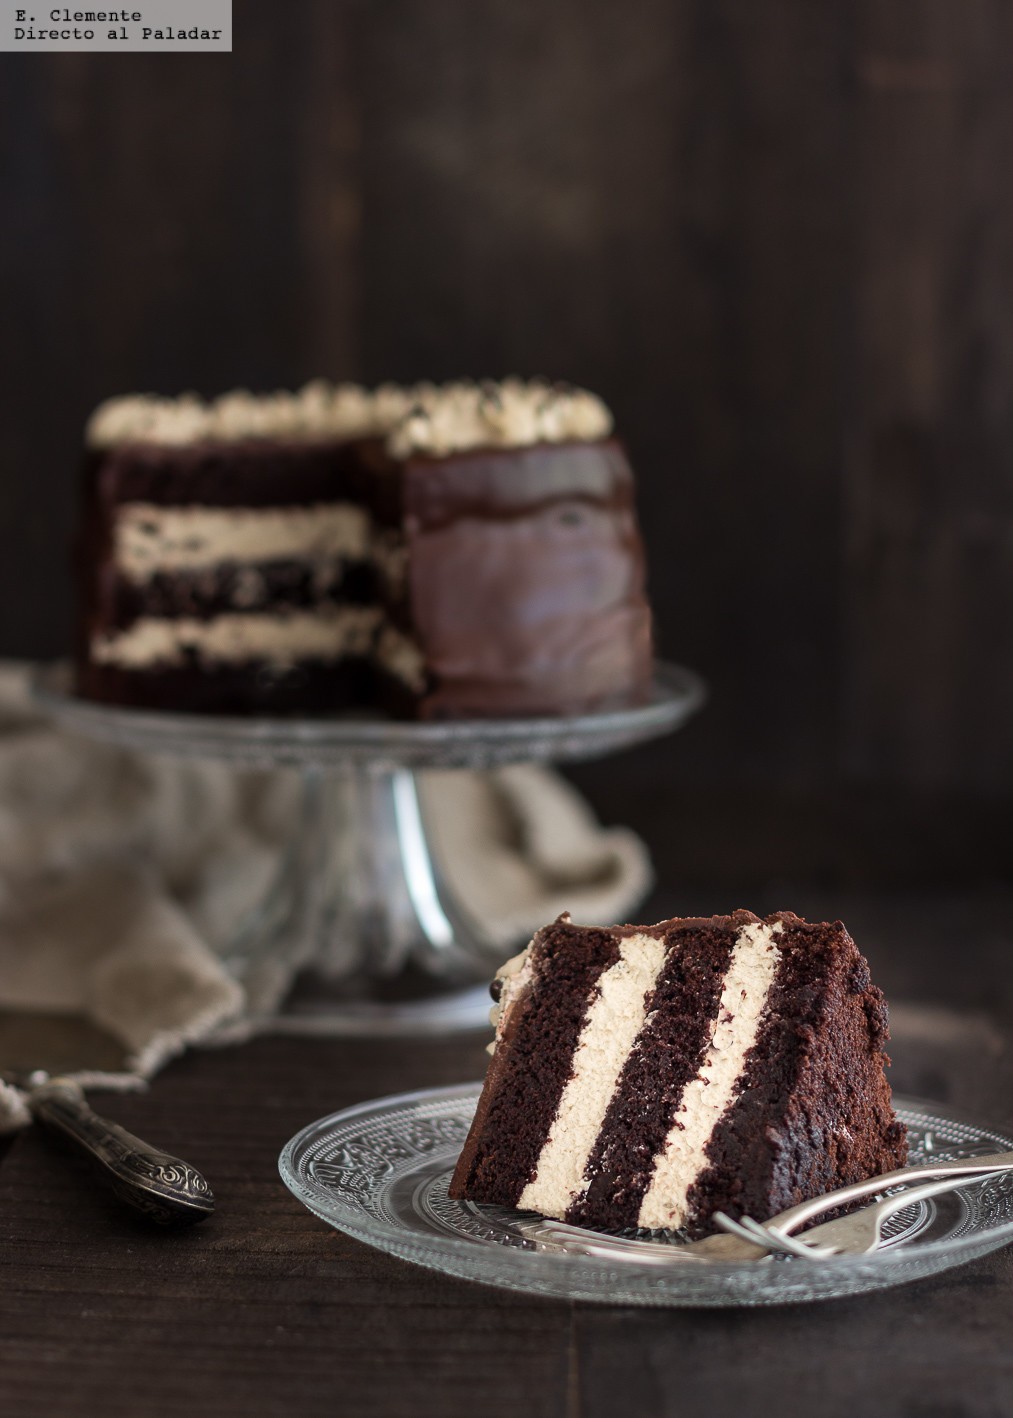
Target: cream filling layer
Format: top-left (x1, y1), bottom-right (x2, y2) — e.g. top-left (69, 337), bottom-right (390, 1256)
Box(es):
top-left (636, 920), bottom-right (783, 1231)
top-left (486, 943), bottom-right (536, 1054)
top-left (375, 625), bottom-right (426, 692)
top-left (517, 932), bottom-right (667, 1219)
top-left (114, 502), bottom-right (372, 582)
top-left (91, 606), bottom-right (382, 669)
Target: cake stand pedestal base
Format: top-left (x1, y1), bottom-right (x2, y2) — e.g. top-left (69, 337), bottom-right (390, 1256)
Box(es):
top-left (222, 765), bottom-right (504, 1035)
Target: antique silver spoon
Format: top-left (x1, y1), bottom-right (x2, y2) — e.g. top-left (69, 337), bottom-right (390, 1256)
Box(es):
top-left (6, 1071), bottom-right (214, 1226)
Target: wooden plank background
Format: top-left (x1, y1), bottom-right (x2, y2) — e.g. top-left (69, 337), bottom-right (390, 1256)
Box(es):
top-left (2, 0), bottom-right (1012, 885)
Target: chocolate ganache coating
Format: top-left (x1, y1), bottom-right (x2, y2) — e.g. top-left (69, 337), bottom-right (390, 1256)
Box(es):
top-left (399, 438), bottom-right (653, 718)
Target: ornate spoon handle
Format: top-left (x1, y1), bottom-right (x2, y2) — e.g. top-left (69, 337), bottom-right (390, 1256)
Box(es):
top-left (29, 1079), bottom-right (214, 1225)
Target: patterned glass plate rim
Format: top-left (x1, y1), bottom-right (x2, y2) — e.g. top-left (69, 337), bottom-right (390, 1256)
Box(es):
top-left (278, 1083), bottom-right (1013, 1308)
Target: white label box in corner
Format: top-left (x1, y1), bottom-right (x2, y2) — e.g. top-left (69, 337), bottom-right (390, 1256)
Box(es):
top-left (2, 1), bottom-right (232, 52)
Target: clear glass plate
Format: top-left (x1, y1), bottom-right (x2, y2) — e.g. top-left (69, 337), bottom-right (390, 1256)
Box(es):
top-left (278, 1083), bottom-right (1013, 1307)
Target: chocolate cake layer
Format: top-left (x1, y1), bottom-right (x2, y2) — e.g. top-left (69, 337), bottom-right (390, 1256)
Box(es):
top-left (566, 923), bottom-right (735, 1230)
top-left (449, 920), bottom-right (623, 1207)
top-left (687, 915), bottom-right (908, 1234)
top-left (76, 657), bottom-right (372, 715)
top-left (100, 558), bottom-right (383, 628)
top-left (84, 440), bottom-right (366, 509)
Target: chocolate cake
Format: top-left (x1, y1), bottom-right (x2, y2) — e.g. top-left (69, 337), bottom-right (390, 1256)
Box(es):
top-left (76, 379), bottom-right (653, 718)
top-left (449, 910), bottom-right (908, 1236)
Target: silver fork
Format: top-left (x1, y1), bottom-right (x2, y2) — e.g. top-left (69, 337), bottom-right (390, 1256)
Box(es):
top-left (716, 1171), bottom-right (994, 1259)
top-left (514, 1152), bottom-right (1013, 1263)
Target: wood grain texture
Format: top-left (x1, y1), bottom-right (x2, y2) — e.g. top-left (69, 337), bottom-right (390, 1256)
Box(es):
top-left (845, 0), bottom-right (1013, 794)
top-left (3, 0), bottom-right (1013, 878)
top-left (2, 889), bottom-right (1013, 1418)
top-left (0, 1034), bottom-right (573, 1418)
top-left (355, 0), bottom-right (850, 789)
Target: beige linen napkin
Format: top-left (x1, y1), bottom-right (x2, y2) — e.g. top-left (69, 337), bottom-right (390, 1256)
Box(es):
top-left (0, 663), bottom-right (651, 1128)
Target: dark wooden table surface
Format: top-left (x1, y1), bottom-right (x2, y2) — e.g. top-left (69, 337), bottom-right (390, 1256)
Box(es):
top-left (2, 887), bottom-right (1013, 1418)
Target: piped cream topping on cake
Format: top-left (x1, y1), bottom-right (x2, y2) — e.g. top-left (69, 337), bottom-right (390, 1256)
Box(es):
top-left (85, 378), bottom-right (613, 455)
top-left (517, 932), bottom-right (668, 1216)
top-left (91, 605), bottom-right (382, 669)
top-left (385, 380), bottom-right (613, 458)
top-left (85, 381), bottom-right (420, 449)
top-left (113, 503), bottom-right (372, 581)
top-left (636, 919), bottom-right (783, 1230)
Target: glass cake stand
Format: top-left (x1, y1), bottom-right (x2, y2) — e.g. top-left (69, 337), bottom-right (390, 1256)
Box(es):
top-left (32, 661), bottom-right (705, 1035)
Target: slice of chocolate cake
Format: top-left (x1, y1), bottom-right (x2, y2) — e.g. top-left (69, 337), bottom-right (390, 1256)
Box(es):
top-left (449, 910), bottom-right (908, 1236)
top-left (76, 379), bottom-right (653, 718)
